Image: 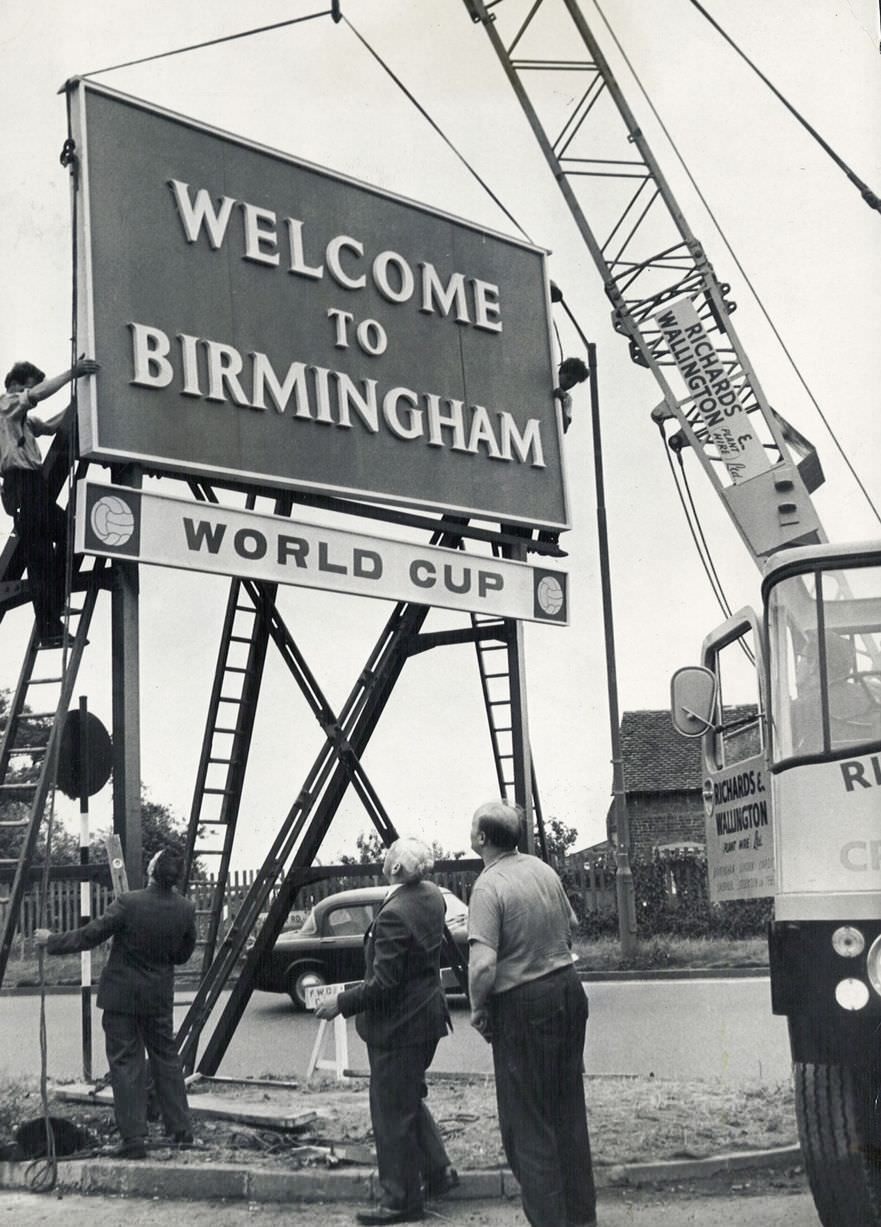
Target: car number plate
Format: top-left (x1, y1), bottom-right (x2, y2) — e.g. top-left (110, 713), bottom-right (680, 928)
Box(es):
top-left (305, 981), bottom-right (359, 1010)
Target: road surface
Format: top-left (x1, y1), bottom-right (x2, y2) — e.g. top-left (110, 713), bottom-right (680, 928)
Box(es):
top-left (0, 976), bottom-right (792, 1085)
top-left (0, 1187), bottom-right (820, 1226)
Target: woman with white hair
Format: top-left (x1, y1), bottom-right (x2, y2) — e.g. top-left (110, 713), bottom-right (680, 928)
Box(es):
top-left (316, 836), bottom-right (457, 1225)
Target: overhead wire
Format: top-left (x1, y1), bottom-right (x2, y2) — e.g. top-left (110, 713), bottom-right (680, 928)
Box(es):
top-left (339, 15), bottom-right (532, 243)
top-left (686, 0), bottom-right (881, 214)
top-left (77, 6), bottom-right (532, 247)
top-left (555, 287), bottom-right (753, 659)
top-left (658, 431), bottom-right (756, 665)
top-left (590, 0), bottom-right (881, 530)
top-left (80, 10), bottom-right (334, 79)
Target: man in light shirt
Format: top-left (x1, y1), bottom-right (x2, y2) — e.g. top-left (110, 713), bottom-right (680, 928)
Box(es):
top-left (467, 800), bottom-right (596, 1227)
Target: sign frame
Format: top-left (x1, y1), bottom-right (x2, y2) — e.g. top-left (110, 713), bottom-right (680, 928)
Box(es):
top-left (69, 78), bottom-right (570, 532)
top-left (74, 479), bottom-right (570, 625)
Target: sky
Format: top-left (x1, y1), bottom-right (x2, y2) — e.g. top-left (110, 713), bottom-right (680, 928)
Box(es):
top-left (0, 0), bottom-right (879, 870)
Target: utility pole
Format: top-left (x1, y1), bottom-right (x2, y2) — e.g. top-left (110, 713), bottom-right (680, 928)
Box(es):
top-left (586, 343), bottom-right (638, 957)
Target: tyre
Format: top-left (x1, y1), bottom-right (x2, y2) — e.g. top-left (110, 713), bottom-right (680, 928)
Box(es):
top-left (794, 1060), bottom-right (881, 1227)
top-left (286, 965), bottom-right (327, 1011)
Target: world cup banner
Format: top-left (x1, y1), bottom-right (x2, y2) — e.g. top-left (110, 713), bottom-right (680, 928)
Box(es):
top-left (70, 80), bottom-right (569, 530)
top-left (75, 481), bottom-right (569, 625)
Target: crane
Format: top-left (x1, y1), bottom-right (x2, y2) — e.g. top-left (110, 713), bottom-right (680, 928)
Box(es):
top-left (463, 3), bottom-right (881, 1225)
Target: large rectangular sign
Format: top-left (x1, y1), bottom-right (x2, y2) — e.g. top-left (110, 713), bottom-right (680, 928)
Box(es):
top-left (704, 754), bottom-right (774, 902)
top-left (75, 481), bottom-right (569, 625)
top-left (653, 298), bottom-right (769, 484)
top-left (71, 81), bottom-right (568, 529)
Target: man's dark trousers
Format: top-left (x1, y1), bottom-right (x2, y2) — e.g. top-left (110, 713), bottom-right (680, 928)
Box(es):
top-left (367, 1039), bottom-right (449, 1212)
top-left (489, 965), bottom-right (596, 1227)
top-left (102, 1010), bottom-right (191, 1143)
top-left (2, 468), bottom-right (67, 637)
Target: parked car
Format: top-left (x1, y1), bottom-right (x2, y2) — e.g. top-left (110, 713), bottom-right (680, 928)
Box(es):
top-left (252, 884), bottom-right (470, 1009)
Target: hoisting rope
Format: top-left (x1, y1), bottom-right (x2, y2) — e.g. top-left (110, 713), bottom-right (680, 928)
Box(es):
top-left (555, 285), bottom-right (755, 663)
top-left (685, 0), bottom-right (881, 214)
top-left (77, 5), bottom-right (531, 245)
top-left (339, 15), bottom-right (533, 243)
top-left (79, 10), bottom-right (335, 80)
top-left (590, 0), bottom-right (881, 531)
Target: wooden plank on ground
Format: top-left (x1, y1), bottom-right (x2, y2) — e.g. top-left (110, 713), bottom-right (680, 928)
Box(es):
top-left (54, 1083), bottom-right (317, 1131)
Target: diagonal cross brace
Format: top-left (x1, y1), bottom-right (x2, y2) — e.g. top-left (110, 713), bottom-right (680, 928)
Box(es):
top-left (177, 525), bottom-right (467, 1072)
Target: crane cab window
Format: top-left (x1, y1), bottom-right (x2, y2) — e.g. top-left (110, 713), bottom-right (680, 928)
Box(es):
top-left (706, 629), bottom-right (763, 771)
top-left (767, 567), bottom-right (881, 762)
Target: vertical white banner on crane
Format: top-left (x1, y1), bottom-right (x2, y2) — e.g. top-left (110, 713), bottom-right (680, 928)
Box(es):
top-left (652, 298), bottom-right (769, 483)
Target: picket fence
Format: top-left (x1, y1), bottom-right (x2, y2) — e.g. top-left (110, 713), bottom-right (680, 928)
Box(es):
top-left (4, 865), bottom-right (490, 946)
top-left (4, 855), bottom-right (623, 951)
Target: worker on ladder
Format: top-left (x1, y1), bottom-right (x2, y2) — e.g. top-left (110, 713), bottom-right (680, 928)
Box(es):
top-left (0, 355), bottom-right (98, 648)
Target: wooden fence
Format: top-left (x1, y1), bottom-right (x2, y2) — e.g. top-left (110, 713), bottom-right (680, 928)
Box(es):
top-left (4, 855), bottom-right (625, 952)
top-left (4, 865), bottom-right (486, 947)
top-left (563, 853), bottom-right (617, 914)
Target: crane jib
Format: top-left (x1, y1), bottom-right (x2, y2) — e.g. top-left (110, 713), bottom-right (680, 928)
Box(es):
top-left (652, 299), bottom-right (769, 484)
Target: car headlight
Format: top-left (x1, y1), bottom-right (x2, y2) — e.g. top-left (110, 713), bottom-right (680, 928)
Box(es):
top-left (832, 926), bottom-right (865, 958)
top-left (835, 978), bottom-right (870, 1011)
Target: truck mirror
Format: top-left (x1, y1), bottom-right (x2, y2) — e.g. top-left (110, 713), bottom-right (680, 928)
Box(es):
top-left (670, 666), bottom-right (717, 738)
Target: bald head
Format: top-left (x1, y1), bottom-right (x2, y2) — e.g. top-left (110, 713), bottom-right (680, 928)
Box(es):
top-left (471, 801), bottom-right (521, 854)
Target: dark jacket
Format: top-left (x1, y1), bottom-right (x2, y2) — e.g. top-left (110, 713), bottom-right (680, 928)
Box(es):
top-left (337, 879), bottom-right (451, 1050)
top-left (47, 884), bottom-right (196, 1016)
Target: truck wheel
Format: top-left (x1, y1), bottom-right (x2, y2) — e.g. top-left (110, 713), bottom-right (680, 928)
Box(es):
top-left (794, 1060), bottom-right (881, 1227)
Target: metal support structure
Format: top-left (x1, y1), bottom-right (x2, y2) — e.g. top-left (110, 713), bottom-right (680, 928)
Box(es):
top-left (464, 0), bottom-right (824, 561)
top-left (111, 465), bottom-right (143, 889)
top-left (182, 488), bottom-right (291, 974)
top-left (177, 525), bottom-right (472, 1074)
top-left (586, 342), bottom-right (637, 954)
top-left (77, 694), bottom-right (93, 1081)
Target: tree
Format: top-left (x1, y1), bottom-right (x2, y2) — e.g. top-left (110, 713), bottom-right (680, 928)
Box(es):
top-left (0, 688), bottom-right (196, 877)
top-left (0, 690), bottom-right (59, 863)
top-left (338, 830), bottom-right (468, 865)
top-left (538, 816), bottom-right (579, 864)
top-left (338, 830), bottom-right (387, 865)
top-left (135, 790), bottom-right (193, 873)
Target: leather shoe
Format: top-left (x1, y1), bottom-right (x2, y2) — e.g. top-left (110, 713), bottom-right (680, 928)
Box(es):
top-left (354, 1206), bottom-right (424, 1225)
top-left (423, 1165), bottom-right (459, 1199)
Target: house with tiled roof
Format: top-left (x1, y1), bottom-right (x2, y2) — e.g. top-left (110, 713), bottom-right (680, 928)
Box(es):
top-left (572, 705), bottom-right (758, 864)
top-left (608, 709), bottom-right (705, 860)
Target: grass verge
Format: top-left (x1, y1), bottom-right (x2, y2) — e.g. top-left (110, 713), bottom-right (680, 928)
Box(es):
top-left (0, 1073), bottom-right (798, 1172)
top-left (573, 935), bottom-right (768, 973)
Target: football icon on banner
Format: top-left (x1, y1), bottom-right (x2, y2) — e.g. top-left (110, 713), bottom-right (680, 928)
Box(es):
top-left (90, 494), bottom-right (136, 547)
